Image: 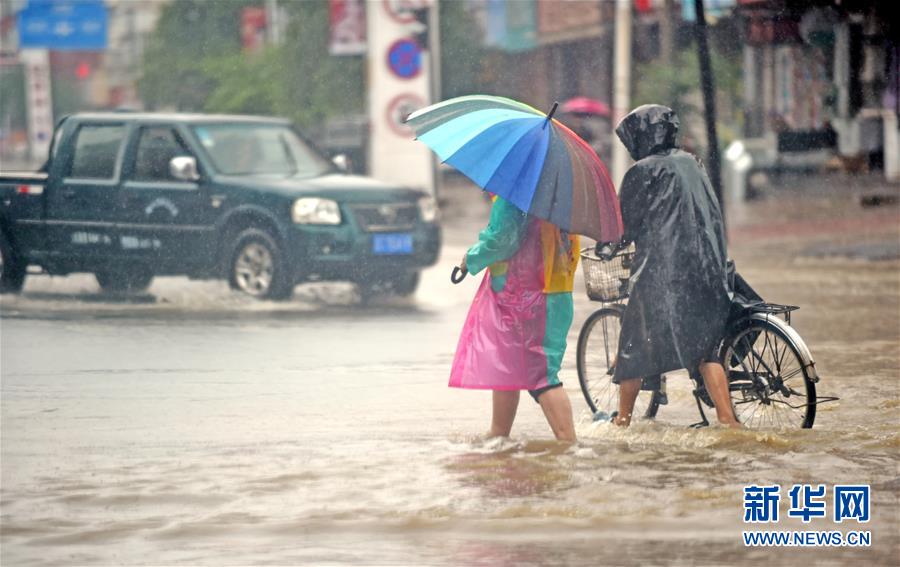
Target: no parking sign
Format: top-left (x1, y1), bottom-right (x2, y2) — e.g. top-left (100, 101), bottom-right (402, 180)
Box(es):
top-left (368, 0), bottom-right (433, 192)
top-left (386, 38), bottom-right (421, 79)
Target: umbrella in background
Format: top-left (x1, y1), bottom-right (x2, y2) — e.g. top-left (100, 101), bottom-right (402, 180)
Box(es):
top-left (561, 96), bottom-right (611, 117)
top-left (405, 95), bottom-right (622, 243)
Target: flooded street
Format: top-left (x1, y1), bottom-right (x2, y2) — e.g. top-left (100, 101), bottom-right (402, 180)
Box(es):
top-left (2, 178), bottom-right (898, 565)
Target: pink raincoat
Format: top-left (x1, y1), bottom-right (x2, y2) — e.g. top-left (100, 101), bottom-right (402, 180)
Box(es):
top-left (450, 197), bottom-right (579, 391)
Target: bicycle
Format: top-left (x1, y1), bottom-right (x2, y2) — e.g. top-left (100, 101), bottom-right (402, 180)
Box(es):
top-left (575, 246), bottom-right (835, 429)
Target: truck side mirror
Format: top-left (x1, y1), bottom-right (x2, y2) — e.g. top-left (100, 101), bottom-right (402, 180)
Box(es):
top-left (170, 156), bottom-right (200, 181)
top-left (331, 154), bottom-right (350, 173)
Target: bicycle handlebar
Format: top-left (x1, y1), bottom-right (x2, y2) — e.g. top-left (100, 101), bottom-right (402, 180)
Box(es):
top-left (595, 239), bottom-right (631, 261)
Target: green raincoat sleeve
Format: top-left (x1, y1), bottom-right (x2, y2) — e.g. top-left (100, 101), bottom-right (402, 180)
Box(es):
top-left (465, 197), bottom-right (528, 276)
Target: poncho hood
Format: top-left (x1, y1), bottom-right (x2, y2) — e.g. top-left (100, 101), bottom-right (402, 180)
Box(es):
top-left (615, 104), bottom-right (680, 161)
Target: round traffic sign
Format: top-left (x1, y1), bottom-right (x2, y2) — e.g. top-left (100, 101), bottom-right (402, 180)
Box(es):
top-left (382, 0), bottom-right (429, 24)
top-left (386, 93), bottom-right (426, 137)
top-left (387, 38), bottom-right (422, 80)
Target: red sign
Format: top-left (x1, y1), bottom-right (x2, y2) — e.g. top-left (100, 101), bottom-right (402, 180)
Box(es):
top-left (241, 7), bottom-right (267, 52)
top-left (330, 0), bottom-right (367, 55)
top-left (75, 61), bottom-right (91, 80)
top-left (383, 0), bottom-right (429, 24)
top-left (386, 93), bottom-right (426, 137)
top-left (746, 16), bottom-right (801, 45)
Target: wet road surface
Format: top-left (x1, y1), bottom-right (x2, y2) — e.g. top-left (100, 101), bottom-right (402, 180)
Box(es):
top-left (2, 177), bottom-right (898, 565)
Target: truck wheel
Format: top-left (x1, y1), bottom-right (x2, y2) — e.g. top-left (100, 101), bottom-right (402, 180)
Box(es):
top-left (95, 266), bottom-right (154, 293)
top-left (391, 272), bottom-right (420, 296)
top-left (0, 231), bottom-right (27, 294)
top-left (227, 228), bottom-right (292, 300)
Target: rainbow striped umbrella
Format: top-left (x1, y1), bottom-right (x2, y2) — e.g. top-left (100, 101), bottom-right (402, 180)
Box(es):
top-left (406, 95), bottom-right (622, 242)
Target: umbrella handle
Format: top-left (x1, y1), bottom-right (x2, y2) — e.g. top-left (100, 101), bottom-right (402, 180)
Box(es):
top-left (451, 266), bottom-right (467, 284)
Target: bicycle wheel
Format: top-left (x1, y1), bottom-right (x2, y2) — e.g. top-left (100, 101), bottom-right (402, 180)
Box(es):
top-left (576, 305), bottom-right (660, 420)
top-left (721, 318), bottom-right (817, 429)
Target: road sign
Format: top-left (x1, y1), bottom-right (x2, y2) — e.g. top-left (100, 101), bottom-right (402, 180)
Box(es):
top-left (20, 49), bottom-right (54, 162)
top-left (17, 0), bottom-right (108, 50)
top-left (385, 93), bottom-right (425, 137)
top-left (382, 0), bottom-right (430, 24)
top-left (387, 38), bottom-right (421, 79)
top-left (368, 0), bottom-right (433, 193)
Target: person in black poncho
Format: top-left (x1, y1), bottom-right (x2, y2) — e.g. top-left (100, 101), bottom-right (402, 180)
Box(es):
top-left (608, 105), bottom-right (741, 429)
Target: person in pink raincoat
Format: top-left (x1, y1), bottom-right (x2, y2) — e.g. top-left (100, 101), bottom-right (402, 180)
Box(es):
top-left (452, 196), bottom-right (580, 442)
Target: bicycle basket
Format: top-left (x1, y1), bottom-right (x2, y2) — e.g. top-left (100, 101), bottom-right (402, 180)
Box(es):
top-left (580, 246), bottom-right (635, 302)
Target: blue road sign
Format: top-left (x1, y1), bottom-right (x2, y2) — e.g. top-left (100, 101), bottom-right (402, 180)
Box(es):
top-left (17, 0), bottom-right (107, 50)
top-left (387, 39), bottom-right (422, 80)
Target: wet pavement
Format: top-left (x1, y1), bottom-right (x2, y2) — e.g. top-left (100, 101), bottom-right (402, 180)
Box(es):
top-left (1, 173), bottom-right (898, 565)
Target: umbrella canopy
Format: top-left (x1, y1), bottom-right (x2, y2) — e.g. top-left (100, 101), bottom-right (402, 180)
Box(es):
top-left (406, 95), bottom-right (622, 243)
top-left (561, 96), bottom-right (611, 117)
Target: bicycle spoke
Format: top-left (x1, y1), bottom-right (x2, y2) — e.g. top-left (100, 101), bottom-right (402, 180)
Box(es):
top-left (581, 311), bottom-right (628, 416)
top-left (601, 319), bottom-right (611, 368)
top-left (776, 338), bottom-right (791, 374)
top-left (762, 328), bottom-right (774, 370)
top-left (768, 397), bottom-right (810, 411)
top-left (744, 384), bottom-right (762, 423)
top-left (737, 398), bottom-right (756, 420)
top-left (775, 398), bottom-right (803, 426)
top-left (773, 403), bottom-right (786, 429)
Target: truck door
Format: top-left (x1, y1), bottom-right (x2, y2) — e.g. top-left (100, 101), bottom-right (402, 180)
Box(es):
top-left (118, 125), bottom-right (215, 269)
top-left (45, 122), bottom-right (128, 262)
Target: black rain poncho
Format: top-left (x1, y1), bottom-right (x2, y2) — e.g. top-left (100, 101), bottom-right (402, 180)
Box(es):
top-left (612, 105), bottom-right (731, 382)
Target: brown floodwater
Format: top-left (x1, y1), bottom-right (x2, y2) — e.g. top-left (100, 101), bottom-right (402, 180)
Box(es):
top-left (1, 184), bottom-right (898, 565)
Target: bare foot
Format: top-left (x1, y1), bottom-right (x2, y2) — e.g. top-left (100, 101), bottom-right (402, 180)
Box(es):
top-left (612, 412), bottom-right (631, 427)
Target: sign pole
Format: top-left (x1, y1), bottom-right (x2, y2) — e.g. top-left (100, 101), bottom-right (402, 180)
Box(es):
top-left (611, 0), bottom-right (632, 188)
top-left (366, 0), bottom-right (433, 194)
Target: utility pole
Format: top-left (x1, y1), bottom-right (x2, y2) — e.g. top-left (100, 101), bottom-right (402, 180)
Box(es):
top-left (422, 3), bottom-right (441, 198)
top-left (427, 4), bottom-right (441, 106)
top-left (611, 0), bottom-right (632, 187)
top-left (265, 0), bottom-right (280, 45)
top-left (660, 0), bottom-right (675, 66)
top-left (693, 0), bottom-right (724, 219)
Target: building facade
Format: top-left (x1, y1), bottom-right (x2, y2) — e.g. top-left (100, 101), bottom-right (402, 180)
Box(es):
top-left (738, 0), bottom-right (898, 179)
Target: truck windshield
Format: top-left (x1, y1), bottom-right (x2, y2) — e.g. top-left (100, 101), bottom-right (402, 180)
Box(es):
top-left (191, 124), bottom-right (332, 177)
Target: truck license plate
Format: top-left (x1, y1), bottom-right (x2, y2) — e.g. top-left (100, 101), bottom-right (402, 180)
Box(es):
top-left (372, 233), bottom-right (413, 255)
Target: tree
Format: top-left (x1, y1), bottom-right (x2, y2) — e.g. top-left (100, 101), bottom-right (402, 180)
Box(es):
top-left (139, 0), bottom-right (487, 130)
top-left (139, 0), bottom-right (254, 111)
top-left (273, 0), bottom-right (365, 129)
top-left (139, 0), bottom-right (364, 130)
top-left (201, 51), bottom-right (285, 117)
top-left (633, 43), bottom-right (742, 149)
top-left (439, 0), bottom-right (487, 99)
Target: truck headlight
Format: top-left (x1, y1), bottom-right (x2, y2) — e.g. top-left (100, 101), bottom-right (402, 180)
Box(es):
top-left (418, 195), bottom-right (439, 222)
top-left (292, 198), bottom-right (341, 225)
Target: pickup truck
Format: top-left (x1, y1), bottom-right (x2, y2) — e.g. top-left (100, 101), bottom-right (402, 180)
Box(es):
top-left (0, 112), bottom-right (441, 299)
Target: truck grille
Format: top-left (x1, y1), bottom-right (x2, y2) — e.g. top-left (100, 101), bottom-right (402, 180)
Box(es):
top-left (350, 203), bottom-right (418, 232)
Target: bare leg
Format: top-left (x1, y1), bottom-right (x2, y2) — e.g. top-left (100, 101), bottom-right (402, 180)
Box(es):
top-left (615, 378), bottom-right (642, 427)
top-left (699, 362), bottom-right (742, 428)
top-left (536, 387), bottom-right (576, 442)
top-left (490, 390), bottom-right (520, 437)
